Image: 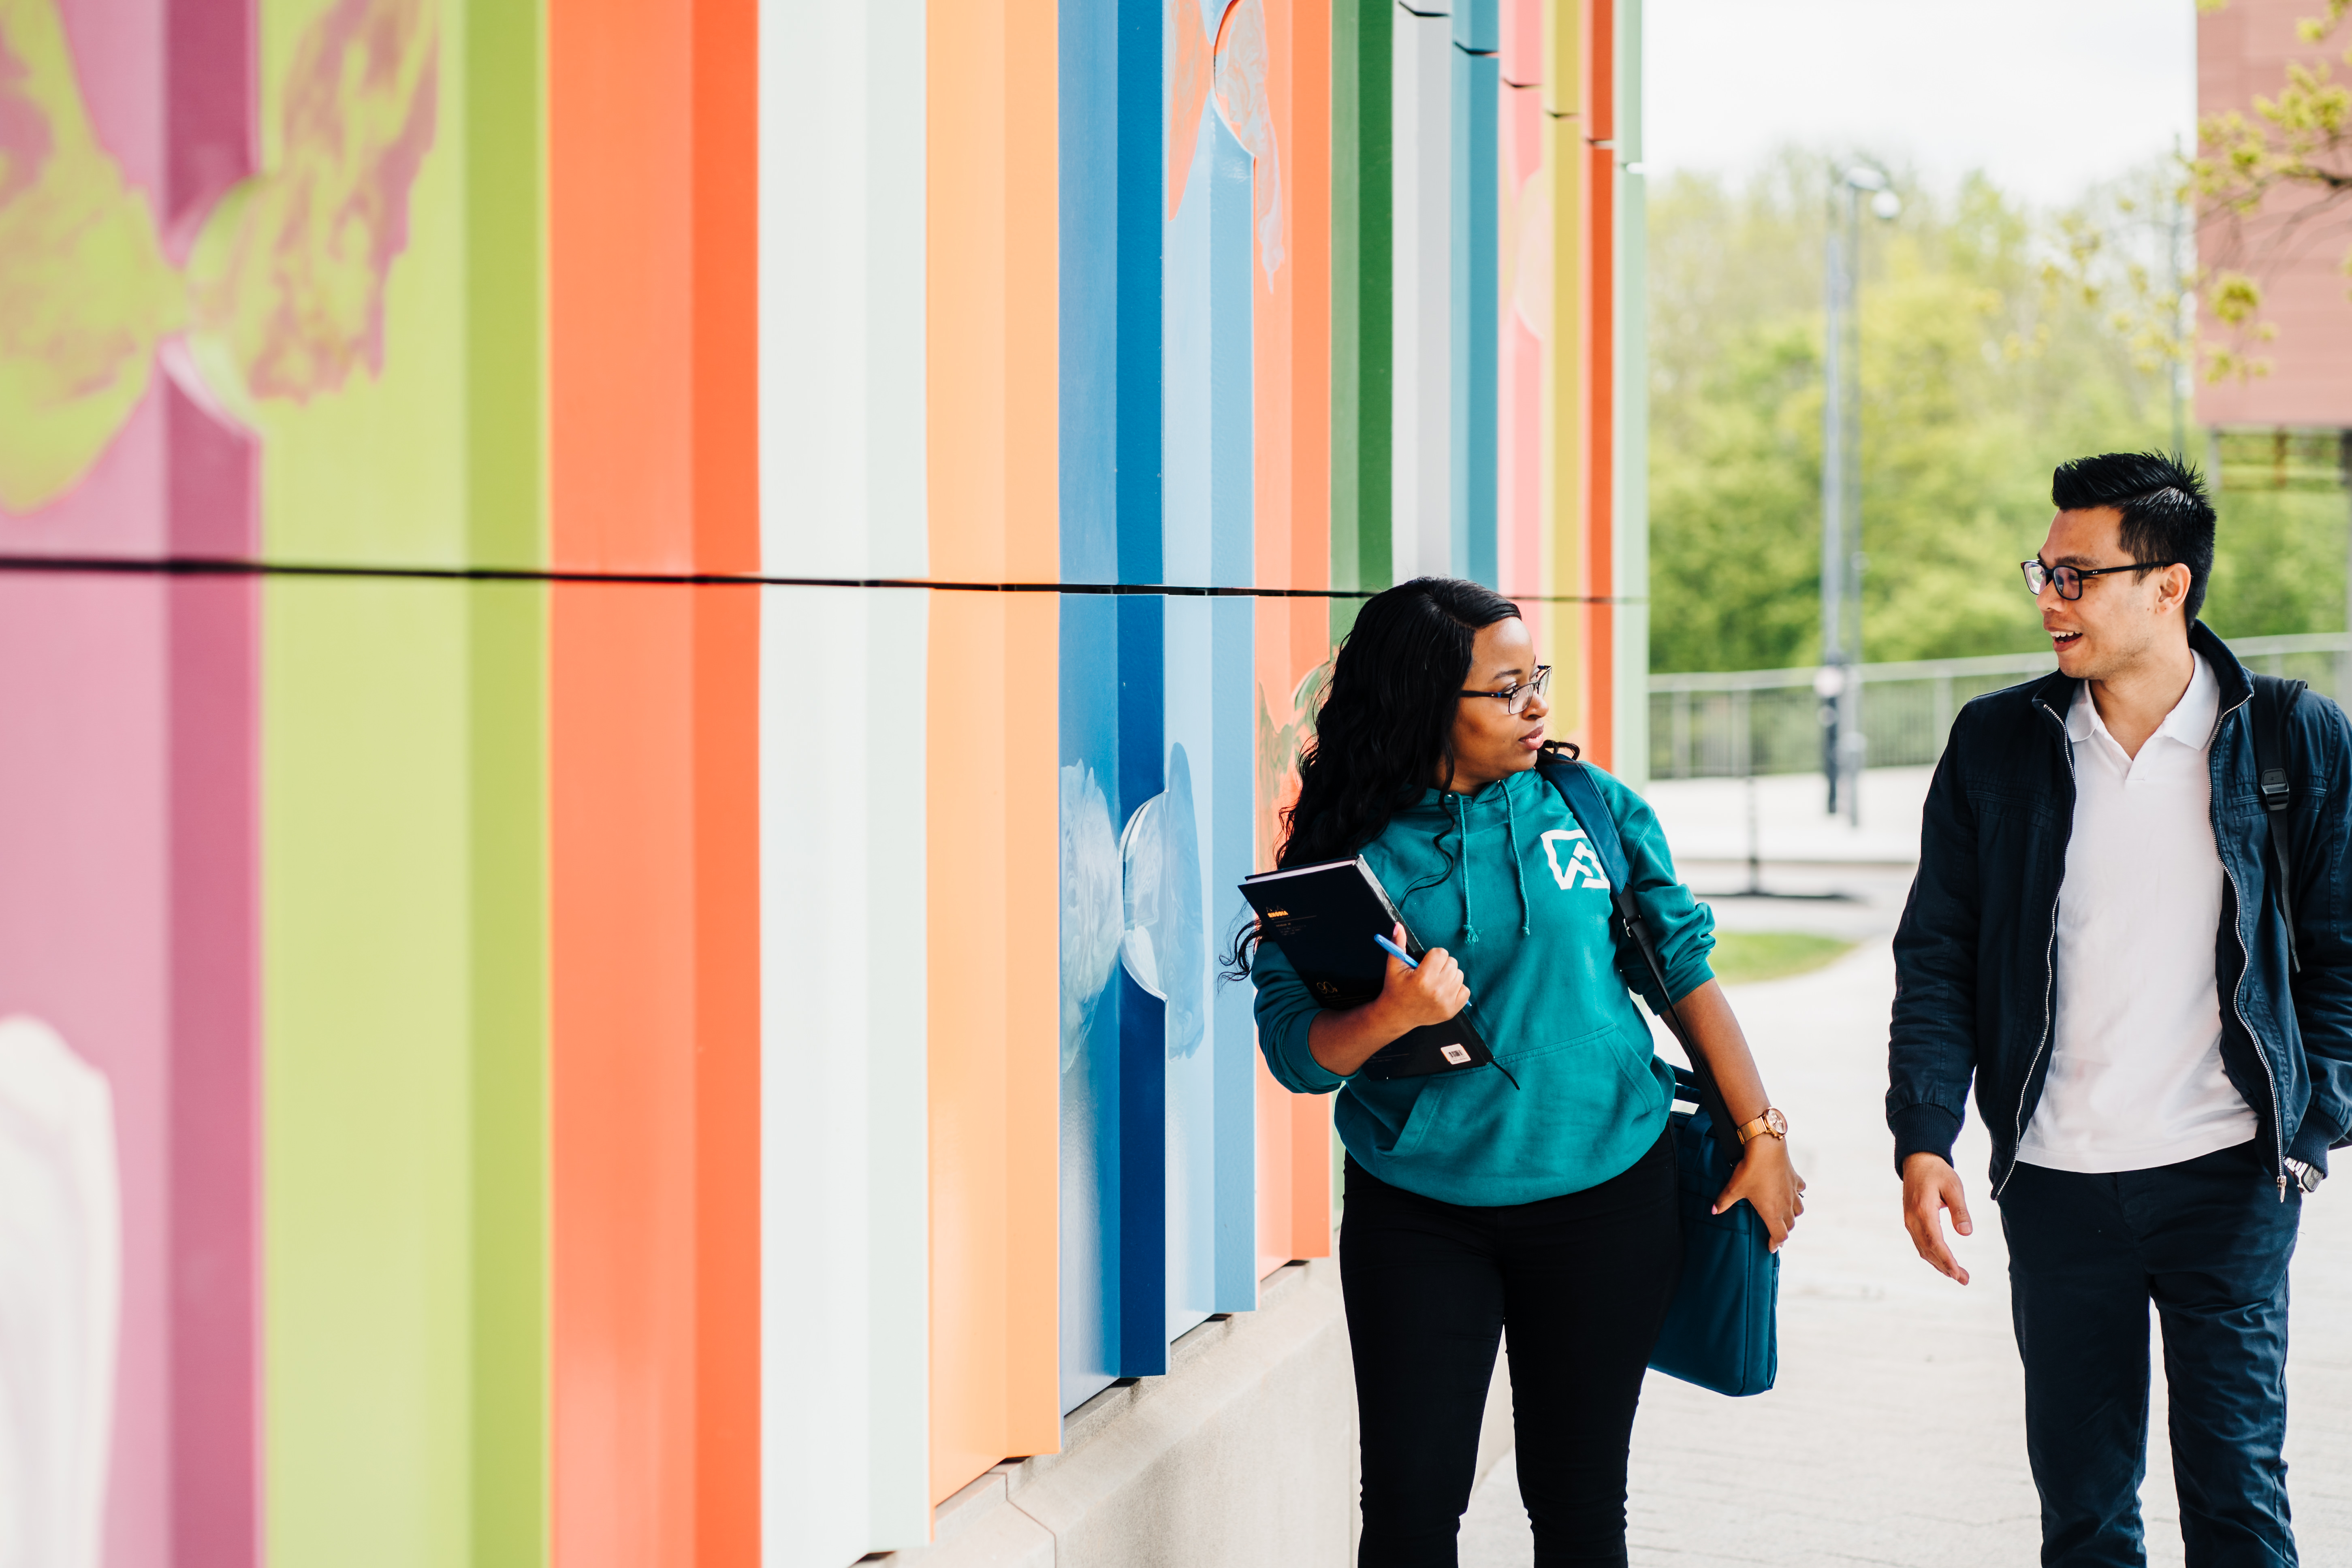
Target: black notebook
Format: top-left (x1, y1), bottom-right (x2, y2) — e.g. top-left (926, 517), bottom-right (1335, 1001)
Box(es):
top-left (1239, 857), bottom-right (1494, 1081)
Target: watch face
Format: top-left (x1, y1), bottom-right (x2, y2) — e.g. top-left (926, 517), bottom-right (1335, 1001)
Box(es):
top-left (1764, 1108), bottom-right (1789, 1138)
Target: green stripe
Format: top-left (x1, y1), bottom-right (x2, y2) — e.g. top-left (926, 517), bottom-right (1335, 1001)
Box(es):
top-left (265, 578), bottom-right (474, 1568)
top-left (262, 0), bottom-right (546, 1561)
top-left (464, 0), bottom-right (547, 1561)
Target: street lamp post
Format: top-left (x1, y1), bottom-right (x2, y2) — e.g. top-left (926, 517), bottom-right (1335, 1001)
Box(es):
top-left (1820, 164), bottom-right (1899, 826)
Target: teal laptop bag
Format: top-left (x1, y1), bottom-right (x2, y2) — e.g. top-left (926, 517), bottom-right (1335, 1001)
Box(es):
top-left (1537, 752), bottom-right (1781, 1398)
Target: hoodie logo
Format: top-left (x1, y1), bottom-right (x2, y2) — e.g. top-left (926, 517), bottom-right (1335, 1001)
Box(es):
top-left (1541, 829), bottom-right (1612, 891)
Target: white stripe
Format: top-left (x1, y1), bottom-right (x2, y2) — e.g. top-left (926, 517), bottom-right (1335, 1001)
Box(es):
top-left (759, 0), bottom-right (929, 1555)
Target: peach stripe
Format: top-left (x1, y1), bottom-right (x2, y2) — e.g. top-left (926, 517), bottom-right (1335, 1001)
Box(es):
top-left (1258, 0), bottom-right (1337, 1267)
top-left (925, 0), bottom-right (1061, 1506)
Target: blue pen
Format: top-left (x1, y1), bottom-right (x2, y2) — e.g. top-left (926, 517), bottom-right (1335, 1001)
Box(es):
top-left (1373, 933), bottom-right (1417, 969)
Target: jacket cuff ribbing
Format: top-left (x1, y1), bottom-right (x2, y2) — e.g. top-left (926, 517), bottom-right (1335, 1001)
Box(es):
top-left (1891, 1103), bottom-right (1962, 1179)
top-left (2290, 1107), bottom-right (2345, 1176)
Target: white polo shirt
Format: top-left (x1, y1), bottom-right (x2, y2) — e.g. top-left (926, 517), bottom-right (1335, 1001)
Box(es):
top-left (2016, 653), bottom-right (2259, 1173)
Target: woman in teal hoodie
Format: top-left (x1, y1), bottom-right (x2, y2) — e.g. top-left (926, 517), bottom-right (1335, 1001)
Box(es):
top-left (1245, 578), bottom-right (1803, 1566)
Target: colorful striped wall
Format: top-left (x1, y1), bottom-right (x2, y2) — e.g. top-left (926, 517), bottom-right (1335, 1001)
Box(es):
top-left (0, 0), bottom-right (1641, 1562)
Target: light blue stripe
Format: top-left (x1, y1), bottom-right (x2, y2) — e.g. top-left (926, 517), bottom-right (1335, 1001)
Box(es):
top-left (1205, 116), bottom-right (1259, 1308)
top-left (1210, 594), bottom-right (1258, 1309)
top-left (1209, 115), bottom-right (1255, 591)
top-left (1056, 0), bottom-right (1124, 1415)
top-left (1451, 44), bottom-right (1498, 587)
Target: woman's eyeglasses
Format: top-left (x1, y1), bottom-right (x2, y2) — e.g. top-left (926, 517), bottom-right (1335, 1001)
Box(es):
top-left (2020, 558), bottom-right (2176, 601)
top-left (1459, 665), bottom-right (1552, 716)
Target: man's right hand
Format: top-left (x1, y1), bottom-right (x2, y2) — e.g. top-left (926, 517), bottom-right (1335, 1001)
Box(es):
top-left (1901, 1152), bottom-right (1974, 1285)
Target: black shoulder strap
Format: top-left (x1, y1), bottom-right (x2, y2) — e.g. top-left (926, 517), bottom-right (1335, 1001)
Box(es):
top-left (2250, 673), bottom-right (2309, 974)
top-left (1534, 751), bottom-right (1743, 1152)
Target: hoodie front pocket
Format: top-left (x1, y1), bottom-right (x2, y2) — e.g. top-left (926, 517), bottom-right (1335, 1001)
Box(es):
top-left (1487, 1022), bottom-right (1662, 1154)
top-left (1385, 1078), bottom-right (1446, 1159)
top-left (1500, 1017), bottom-right (1633, 1071)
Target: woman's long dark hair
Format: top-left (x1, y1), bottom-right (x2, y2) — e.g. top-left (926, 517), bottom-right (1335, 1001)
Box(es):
top-left (1227, 577), bottom-right (1526, 976)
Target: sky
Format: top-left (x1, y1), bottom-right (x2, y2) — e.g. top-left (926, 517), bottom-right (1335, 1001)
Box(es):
top-left (1643, 0), bottom-right (2200, 208)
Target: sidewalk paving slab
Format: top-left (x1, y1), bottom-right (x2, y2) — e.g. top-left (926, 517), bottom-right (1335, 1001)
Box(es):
top-left (1462, 937), bottom-right (2352, 1566)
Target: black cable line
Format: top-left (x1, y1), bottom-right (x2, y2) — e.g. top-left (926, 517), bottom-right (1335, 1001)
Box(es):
top-left (0, 553), bottom-right (1643, 605)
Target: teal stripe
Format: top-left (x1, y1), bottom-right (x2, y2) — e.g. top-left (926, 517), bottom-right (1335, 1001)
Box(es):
top-left (1331, 0), bottom-right (1392, 638)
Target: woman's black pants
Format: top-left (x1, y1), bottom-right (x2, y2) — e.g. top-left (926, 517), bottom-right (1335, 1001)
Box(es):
top-left (1340, 1131), bottom-right (1681, 1568)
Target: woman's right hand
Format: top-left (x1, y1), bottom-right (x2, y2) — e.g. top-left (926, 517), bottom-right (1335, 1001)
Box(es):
top-left (1306, 924), bottom-right (1471, 1077)
top-left (1371, 924), bottom-right (1469, 1033)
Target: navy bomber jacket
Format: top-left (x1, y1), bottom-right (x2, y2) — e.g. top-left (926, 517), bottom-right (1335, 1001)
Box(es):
top-left (1889, 621), bottom-right (2352, 1199)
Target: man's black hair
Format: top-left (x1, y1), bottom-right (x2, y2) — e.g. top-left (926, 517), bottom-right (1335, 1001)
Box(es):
top-left (2050, 451), bottom-right (2218, 622)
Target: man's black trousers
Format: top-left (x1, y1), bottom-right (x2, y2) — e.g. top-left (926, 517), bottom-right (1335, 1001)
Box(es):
top-left (1340, 1131), bottom-right (1681, 1568)
top-left (2000, 1139), bottom-right (2301, 1568)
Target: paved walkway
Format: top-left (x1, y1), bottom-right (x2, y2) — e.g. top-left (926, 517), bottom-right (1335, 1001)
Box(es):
top-left (1460, 803), bottom-right (2352, 1565)
top-left (1639, 766), bottom-right (1934, 869)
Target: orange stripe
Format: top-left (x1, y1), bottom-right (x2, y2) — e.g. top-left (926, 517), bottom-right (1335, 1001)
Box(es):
top-left (692, 0), bottom-right (761, 1562)
top-left (549, 0), bottom-right (696, 1557)
top-left (696, 0), bottom-right (762, 578)
top-left (1540, 89), bottom-right (1587, 747)
top-left (1583, 0), bottom-right (1612, 140)
top-left (1256, 1057), bottom-right (1293, 1272)
top-left (1251, 0), bottom-right (1296, 598)
top-left (1280, 0), bottom-right (1338, 1264)
top-left (926, 0), bottom-right (1061, 1505)
top-left (549, 587), bottom-right (698, 1568)
top-left (549, 0), bottom-right (692, 579)
top-left (1290, 1087), bottom-right (1334, 1259)
top-left (1287, 0), bottom-right (1332, 608)
top-left (693, 593), bottom-right (760, 1568)
top-left (549, 0), bottom-right (760, 1559)
top-left (1582, 137), bottom-right (1613, 770)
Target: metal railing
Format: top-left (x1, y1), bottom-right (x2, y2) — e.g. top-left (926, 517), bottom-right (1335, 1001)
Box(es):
top-left (1648, 632), bottom-right (2352, 780)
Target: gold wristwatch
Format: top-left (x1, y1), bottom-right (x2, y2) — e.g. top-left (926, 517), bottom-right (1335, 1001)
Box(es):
top-left (1734, 1107), bottom-right (1788, 1145)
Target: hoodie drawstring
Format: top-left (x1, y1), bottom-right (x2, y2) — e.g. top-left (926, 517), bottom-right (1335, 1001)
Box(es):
top-left (1503, 780), bottom-right (1530, 936)
top-left (1453, 793), bottom-right (1478, 944)
top-left (1453, 781), bottom-right (1533, 942)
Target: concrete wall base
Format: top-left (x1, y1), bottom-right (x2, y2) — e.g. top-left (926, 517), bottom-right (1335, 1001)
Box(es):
top-left (871, 1257), bottom-right (1513, 1568)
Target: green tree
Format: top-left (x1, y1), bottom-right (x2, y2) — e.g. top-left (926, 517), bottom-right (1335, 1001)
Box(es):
top-left (2202, 486), bottom-right (2351, 639)
top-left (1646, 156), bottom-right (2335, 672)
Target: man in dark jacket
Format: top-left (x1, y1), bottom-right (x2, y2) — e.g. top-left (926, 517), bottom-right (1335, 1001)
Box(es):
top-left (1889, 452), bottom-right (2352, 1567)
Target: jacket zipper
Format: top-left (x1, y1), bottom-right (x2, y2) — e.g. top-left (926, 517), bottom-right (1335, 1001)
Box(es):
top-left (2000, 696), bottom-right (2072, 1200)
top-left (2213, 687), bottom-right (2291, 1201)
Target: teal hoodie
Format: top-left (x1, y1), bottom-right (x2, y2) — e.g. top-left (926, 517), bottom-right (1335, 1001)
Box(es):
top-left (1252, 764), bottom-right (1716, 1206)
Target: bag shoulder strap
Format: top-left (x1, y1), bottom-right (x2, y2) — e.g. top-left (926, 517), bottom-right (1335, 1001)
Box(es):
top-left (1542, 752), bottom-right (1633, 887)
top-left (2250, 673), bottom-right (2309, 973)
top-left (1534, 752), bottom-right (1742, 1149)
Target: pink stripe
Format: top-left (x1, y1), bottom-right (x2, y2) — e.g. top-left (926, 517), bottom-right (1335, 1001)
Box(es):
top-left (0, 6), bottom-right (261, 1565)
top-left (167, 386), bottom-right (259, 1568)
top-left (160, 8), bottom-right (262, 1557)
top-left (0, 572), bottom-right (174, 1568)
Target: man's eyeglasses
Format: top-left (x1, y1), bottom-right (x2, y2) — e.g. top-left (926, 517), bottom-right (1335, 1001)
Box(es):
top-left (1459, 665), bottom-right (1552, 716)
top-left (2020, 558), bottom-right (2177, 601)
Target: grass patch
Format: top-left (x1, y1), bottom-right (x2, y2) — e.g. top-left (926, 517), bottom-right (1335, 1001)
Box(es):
top-left (1709, 930), bottom-right (1856, 986)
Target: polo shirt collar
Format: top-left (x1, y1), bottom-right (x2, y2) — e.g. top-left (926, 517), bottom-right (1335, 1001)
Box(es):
top-left (2066, 651), bottom-right (2218, 750)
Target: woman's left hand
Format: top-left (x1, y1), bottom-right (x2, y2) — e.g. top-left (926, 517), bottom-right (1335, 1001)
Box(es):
top-left (1713, 1135), bottom-right (1805, 1252)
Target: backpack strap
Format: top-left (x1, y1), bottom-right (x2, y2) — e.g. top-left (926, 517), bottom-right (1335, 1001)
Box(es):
top-left (1534, 749), bottom-right (1743, 1153)
top-left (2250, 673), bottom-right (2309, 974)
